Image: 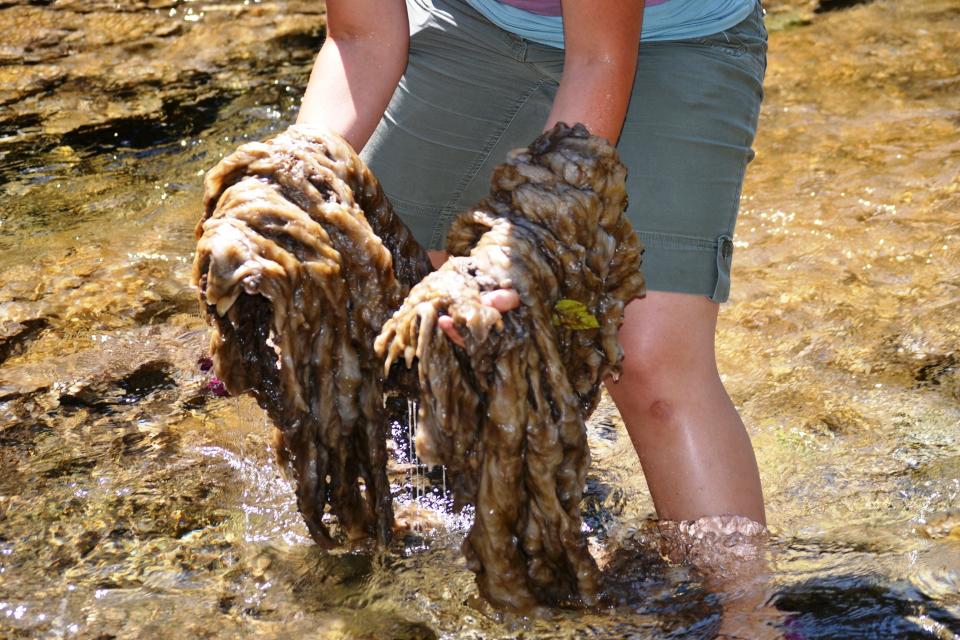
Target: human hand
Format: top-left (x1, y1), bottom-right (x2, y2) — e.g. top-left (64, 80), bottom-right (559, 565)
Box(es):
top-left (438, 288), bottom-right (520, 347)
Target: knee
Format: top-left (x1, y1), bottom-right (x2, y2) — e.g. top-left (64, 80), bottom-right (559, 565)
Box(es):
top-left (606, 339), bottom-right (718, 424)
top-left (615, 335), bottom-right (716, 389)
top-left (607, 379), bottom-right (680, 434)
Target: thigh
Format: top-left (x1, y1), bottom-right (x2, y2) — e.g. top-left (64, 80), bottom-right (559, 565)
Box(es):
top-left (362, 0), bottom-right (560, 250)
top-left (620, 2), bottom-right (768, 302)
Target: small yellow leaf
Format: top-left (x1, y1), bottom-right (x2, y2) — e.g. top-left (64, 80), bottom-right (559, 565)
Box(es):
top-left (552, 299), bottom-right (599, 330)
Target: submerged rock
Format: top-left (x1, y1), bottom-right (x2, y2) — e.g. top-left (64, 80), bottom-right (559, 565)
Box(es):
top-left (0, 318), bottom-right (47, 365)
top-left (0, 323), bottom-right (207, 412)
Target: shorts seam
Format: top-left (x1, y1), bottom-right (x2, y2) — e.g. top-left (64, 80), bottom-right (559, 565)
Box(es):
top-left (723, 95), bottom-right (761, 236)
top-left (429, 78), bottom-right (547, 248)
top-left (637, 231), bottom-right (720, 252)
top-left (385, 194), bottom-right (438, 218)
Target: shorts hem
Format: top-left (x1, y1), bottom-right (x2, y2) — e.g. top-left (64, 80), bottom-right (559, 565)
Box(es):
top-left (637, 231), bottom-right (735, 303)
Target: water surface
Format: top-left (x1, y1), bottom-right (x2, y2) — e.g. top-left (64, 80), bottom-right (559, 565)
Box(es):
top-left (1, 0), bottom-right (958, 637)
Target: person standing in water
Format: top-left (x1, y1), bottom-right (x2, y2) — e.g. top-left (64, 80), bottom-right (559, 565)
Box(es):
top-left (296, 0), bottom-right (768, 531)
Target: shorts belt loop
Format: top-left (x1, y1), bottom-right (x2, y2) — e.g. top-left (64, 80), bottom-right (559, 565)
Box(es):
top-left (513, 36), bottom-right (528, 61)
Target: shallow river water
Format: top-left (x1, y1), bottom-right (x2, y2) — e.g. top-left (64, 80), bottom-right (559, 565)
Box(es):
top-left (1, 0), bottom-right (958, 638)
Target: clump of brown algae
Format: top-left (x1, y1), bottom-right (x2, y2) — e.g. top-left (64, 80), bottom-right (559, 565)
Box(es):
top-left (192, 125), bottom-right (431, 548)
top-left (193, 122), bottom-right (645, 611)
top-left (377, 123), bottom-right (645, 609)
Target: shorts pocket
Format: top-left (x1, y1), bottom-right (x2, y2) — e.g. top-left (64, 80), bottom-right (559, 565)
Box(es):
top-left (695, 31), bottom-right (748, 57)
top-left (693, 3), bottom-right (768, 66)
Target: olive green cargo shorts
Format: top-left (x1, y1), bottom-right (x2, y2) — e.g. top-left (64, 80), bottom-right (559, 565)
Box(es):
top-left (362, 0), bottom-right (768, 302)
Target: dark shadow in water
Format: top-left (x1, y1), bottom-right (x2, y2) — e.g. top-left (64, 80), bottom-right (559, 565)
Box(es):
top-left (0, 113), bottom-right (43, 144)
top-left (60, 91), bottom-right (226, 153)
top-left (116, 361), bottom-right (177, 403)
top-left (268, 30), bottom-right (325, 60)
top-left (0, 88), bottom-right (228, 189)
top-left (56, 360), bottom-right (177, 415)
top-left (914, 353), bottom-right (958, 387)
top-left (601, 535), bottom-right (725, 639)
top-left (814, 0), bottom-right (874, 13)
top-left (773, 574), bottom-right (960, 639)
top-left (0, 318), bottom-right (48, 365)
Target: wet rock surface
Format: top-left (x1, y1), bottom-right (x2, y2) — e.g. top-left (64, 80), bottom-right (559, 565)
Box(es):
top-left (0, 0), bottom-right (324, 257)
top-left (0, 0), bottom-right (322, 154)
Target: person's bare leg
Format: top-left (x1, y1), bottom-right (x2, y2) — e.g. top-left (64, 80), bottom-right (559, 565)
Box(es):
top-left (605, 293), bottom-right (773, 636)
top-left (605, 291), bottom-right (765, 524)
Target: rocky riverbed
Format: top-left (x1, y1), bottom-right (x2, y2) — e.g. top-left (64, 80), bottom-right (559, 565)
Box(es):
top-left (1, 1), bottom-right (958, 638)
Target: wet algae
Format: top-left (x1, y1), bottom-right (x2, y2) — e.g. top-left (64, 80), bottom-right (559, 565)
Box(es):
top-left (379, 124), bottom-right (645, 609)
top-left (193, 125), bottom-right (432, 548)
top-left (3, 0), bottom-right (960, 635)
top-left (193, 123), bottom-right (644, 609)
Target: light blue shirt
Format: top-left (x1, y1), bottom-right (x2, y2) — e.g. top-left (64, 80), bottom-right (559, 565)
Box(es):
top-left (462, 0), bottom-right (756, 48)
